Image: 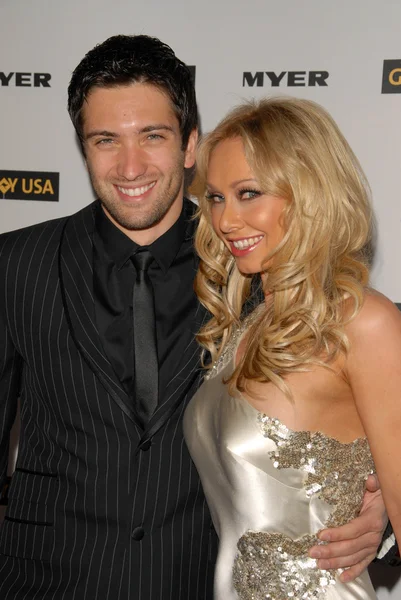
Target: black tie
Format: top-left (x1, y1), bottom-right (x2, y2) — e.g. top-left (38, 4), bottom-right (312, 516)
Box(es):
top-left (132, 249), bottom-right (158, 426)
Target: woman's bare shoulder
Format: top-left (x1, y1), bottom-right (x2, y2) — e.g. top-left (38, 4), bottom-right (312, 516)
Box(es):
top-left (344, 289), bottom-right (401, 358)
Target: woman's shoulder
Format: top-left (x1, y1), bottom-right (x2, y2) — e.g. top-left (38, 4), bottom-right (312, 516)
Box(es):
top-left (343, 289), bottom-right (401, 370)
top-left (345, 289), bottom-right (401, 338)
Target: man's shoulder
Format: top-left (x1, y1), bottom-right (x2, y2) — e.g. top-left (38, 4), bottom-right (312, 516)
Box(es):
top-left (0, 214), bottom-right (66, 248)
top-left (0, 201), bottom-right (97, 265)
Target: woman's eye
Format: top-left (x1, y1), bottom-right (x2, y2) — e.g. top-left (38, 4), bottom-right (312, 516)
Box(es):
top-left (205, 192), bottom-right (224, 204)
top-left (239, 188), bottom-right (261, 200)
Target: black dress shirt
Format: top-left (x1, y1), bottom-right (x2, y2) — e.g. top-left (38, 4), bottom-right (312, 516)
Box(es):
top-left (92, 200), bottom-right (199, 412)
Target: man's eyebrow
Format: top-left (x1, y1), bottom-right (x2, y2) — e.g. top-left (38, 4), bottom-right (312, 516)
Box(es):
top-left (139, 124), bottom-right (175, 134)
top-left (85, 130), bottom-right (119, 140)
top-left (84, 125), bottom-right (175, 140)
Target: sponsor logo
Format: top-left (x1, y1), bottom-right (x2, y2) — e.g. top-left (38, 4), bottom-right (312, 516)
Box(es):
top-left (382, 60), bottom-right (401, 93)
top-left (0, 72), bottom-right (51, 87)
top-left (0, 170), bottom-right (59, 202)
top-left (243, 71), bottom-right (329, 87)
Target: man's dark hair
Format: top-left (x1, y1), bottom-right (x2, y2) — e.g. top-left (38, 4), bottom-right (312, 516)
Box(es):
top-left (68, 34), bottom-right (198, 149)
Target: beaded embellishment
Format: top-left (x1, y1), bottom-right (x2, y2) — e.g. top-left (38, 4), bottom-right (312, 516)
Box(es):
top-left (233, 416), bottom-right (375, 600)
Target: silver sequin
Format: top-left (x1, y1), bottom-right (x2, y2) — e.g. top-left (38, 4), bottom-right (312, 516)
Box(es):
top-left (233, 416), bottom-right (375, 600)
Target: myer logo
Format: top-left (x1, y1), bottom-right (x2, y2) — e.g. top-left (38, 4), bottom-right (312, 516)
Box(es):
top-left (0, 72), bottom-right (51, 87)
top-left (0, 170), bottom-right (59, 202)
top-left (243, 71), bottom-right (329, 87)
top-left (382, 60), bottom-right (401, 93)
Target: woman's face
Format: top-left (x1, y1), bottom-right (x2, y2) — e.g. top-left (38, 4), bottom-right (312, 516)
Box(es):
top-left (206, 137), bottom-right (286, 275)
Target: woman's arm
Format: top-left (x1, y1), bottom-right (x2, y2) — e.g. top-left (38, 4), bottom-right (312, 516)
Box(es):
top-left (345, 292), bottom-right (401, 550)
top-left (308, 293), bottom-right (401, 581)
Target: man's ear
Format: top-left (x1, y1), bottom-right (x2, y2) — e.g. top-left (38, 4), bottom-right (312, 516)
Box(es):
top-left (184, 129), bottom-right (198, 169)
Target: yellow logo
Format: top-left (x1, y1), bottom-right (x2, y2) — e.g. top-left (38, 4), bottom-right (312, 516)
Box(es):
top-left (382, 60), bottom-right (401, 93)
top-left (0, 171), bottom-right (59, 201)
top-left (21, 178), bottom-right (54, 195)
top-left (389, 68), bottom-right (401, 86)
top-left (0, 177), bottom-right (17, 195)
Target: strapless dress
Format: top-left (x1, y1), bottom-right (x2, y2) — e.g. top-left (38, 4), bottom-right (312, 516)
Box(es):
top-left (183, 317), bottom-right (376, 599)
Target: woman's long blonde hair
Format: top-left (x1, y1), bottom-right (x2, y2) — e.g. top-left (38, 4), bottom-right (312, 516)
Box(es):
top-left (194, 97), bottom-right (372, 395)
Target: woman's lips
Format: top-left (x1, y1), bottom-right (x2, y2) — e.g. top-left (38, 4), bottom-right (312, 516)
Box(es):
top-left (228, 235), bottom-right (264, 257)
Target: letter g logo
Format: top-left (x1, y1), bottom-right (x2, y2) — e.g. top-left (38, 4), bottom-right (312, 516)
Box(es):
top-left (382, 60), bottom-right (401, 93)
top-left (389, 68), bottom-right (401, 86)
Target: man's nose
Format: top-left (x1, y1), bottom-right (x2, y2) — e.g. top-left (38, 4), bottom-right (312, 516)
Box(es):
top-left (116, 145), bottom-right (147, 180)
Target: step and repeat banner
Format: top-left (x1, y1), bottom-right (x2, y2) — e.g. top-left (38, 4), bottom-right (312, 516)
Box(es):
top-left (0, 0), bottom-right (400, 595)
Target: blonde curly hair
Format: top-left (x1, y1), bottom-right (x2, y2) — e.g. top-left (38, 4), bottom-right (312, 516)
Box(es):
top-left (193, 97), bottom-right (372, 396)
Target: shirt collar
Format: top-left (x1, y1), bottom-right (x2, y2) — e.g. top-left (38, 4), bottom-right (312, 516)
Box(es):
top-left (94, 200), bottom-right (188, 273)
top-left (147, 204), bottom-right (187, 272)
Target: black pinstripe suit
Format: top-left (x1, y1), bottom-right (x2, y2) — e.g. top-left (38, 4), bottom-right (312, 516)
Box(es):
top-left (0, 200), bottom-right (216, 599)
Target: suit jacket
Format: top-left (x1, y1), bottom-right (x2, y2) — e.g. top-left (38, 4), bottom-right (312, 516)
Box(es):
top-left (0, 200), bottom-right (216, 599)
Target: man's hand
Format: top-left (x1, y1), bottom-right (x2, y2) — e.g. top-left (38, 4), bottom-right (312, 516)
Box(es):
top-left (309, 474), bottom-right (387, 582)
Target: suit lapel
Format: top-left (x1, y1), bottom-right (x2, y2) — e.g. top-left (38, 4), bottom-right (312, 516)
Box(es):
top-left (58, 202), bottom-right (136, 423)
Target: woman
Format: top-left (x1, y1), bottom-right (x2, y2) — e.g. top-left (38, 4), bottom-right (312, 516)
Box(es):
top-left (183, 97), bottom-right (401, 599)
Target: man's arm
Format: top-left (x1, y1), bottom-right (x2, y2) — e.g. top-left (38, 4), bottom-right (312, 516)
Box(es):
top-left (309, 474), bottom-right (389, 581)
top-left (377, 519), bottom-right (400, 566)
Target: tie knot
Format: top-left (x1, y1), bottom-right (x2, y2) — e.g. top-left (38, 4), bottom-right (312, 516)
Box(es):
top-left (132, 249), bottom-right (154, 272)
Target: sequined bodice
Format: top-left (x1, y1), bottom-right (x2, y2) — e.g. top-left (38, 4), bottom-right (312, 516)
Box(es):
top-left (183, 318), bottom-right (376, 600)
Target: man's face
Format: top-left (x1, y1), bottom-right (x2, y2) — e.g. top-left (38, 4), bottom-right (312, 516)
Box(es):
top-left (82, 83), bottom-right (197, 245)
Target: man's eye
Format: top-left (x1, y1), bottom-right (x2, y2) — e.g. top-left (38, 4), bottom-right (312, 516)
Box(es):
top-left (96, 138), bottom-right (113, 146)
top-left (147, 134), bottom-right (164, 140)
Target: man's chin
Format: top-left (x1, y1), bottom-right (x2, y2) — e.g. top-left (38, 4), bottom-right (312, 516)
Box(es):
top-left (103, 205), bottom-right (164, 233)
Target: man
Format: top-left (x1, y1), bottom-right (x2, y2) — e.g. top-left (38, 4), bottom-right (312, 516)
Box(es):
top-left (0, 34), bottom-right (391, 599)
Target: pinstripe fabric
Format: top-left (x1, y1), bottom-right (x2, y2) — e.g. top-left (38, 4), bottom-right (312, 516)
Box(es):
top-left (0, 201), bottom-right (216, 599)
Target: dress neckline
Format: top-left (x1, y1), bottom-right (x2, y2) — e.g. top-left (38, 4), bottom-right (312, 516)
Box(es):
top-left (246, 408), bottom-right (368, 447)
top-left (207, 305), bottom-right (368, 447)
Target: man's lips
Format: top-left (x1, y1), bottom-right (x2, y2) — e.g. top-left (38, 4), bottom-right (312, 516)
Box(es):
top-left (115, 181), bottom-right (156, 198)
top-left (227, 235), bottom-right (264, 256)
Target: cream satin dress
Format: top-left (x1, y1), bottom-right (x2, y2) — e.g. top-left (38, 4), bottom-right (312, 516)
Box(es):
top-left (183, 317), bottom-right (377, 600)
